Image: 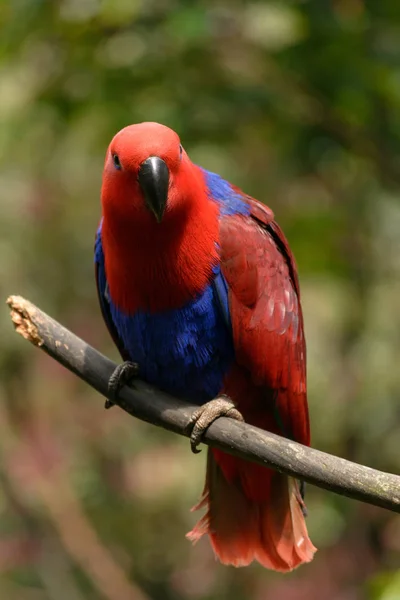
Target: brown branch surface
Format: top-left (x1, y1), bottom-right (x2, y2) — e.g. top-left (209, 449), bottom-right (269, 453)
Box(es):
top-left (6, 295), bottom-right (400, 514)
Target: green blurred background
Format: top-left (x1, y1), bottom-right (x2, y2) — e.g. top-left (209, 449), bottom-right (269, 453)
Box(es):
top-left (1, 1), bottom-right (400, 599)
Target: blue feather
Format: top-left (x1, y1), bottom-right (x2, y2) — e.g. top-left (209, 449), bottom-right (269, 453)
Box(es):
top-left (202, 168), bottom-right (250, 217)
top-left (106, 267), bottom-right (234, 403)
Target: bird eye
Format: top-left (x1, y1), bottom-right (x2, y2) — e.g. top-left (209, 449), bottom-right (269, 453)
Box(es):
top-left (179, 144), bottom-right (183, 160)
top-left (112, 154), bottom-right (122, 170)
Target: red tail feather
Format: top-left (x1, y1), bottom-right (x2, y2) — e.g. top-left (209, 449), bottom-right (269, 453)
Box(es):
top-left (187, 451), bottom-right (316, 571)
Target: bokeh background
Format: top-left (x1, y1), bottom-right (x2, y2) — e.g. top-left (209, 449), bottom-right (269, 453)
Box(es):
top-left (1, 1), bottom-right (400, 599)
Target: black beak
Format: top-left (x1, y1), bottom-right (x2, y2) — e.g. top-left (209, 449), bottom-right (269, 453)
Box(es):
top-left (138, 156), bottom-right (169, 223)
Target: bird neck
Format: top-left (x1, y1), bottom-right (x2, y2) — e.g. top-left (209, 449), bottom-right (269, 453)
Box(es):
top-left (101, 185), bottom-right (220, 314)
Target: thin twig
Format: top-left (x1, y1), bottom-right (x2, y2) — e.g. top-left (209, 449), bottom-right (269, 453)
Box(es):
top-left (6, 295), bottom-right (400, 514)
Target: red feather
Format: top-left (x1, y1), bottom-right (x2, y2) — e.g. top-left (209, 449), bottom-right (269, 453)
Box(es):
top-left (220, 200), bottom-right (309, 445)
top-left (188, 197), bottom-right (316, 571)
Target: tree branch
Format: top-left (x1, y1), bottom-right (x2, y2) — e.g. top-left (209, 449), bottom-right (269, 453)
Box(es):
top-left (6, 295), bottom-right (400, 514)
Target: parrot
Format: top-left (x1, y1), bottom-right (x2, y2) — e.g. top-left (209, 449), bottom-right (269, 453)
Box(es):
top-left (94, 121), bottom-right (316, 571)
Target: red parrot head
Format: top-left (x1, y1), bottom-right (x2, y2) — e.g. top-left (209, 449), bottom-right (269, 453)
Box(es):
top-left (101, 122), bottom-right (204, 229)
top-left (100, 122), bottom-right (220, 311)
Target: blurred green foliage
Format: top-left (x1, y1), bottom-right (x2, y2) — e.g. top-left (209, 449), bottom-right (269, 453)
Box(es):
top-left (0, 1), bottom-right (399, 599)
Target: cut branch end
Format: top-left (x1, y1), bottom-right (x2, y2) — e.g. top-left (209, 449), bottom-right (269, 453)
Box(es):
top-left (7, 295), bottom-right (44, 347)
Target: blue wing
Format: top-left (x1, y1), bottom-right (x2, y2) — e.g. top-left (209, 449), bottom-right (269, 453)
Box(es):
top-left (94, 225), bottom-right (131, 361)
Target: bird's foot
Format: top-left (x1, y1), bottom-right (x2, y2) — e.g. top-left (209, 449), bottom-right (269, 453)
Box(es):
top-left (185, 394), bottom-right (244, 454)
top-left (106, 361), bottom-right (139, 409)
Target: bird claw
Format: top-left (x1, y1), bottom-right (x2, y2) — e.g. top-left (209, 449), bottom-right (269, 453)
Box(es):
top-left (106, 361), bottom-right (139, 409)
top-left (185, 394), bottom-right (244, 454)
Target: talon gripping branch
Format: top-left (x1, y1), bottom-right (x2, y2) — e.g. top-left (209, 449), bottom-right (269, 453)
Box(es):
top-left (94, 122), bottom-right (316, 570)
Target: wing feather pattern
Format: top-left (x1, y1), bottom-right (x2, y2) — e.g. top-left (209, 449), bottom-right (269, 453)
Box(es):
top-left (219, 198), bottom-right (309, 446)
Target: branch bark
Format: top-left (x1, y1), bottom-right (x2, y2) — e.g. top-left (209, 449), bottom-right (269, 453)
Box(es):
top-left (6, 295), bottom-right (400, 514)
